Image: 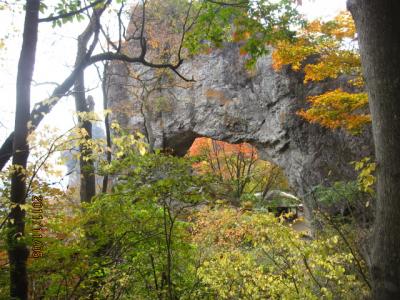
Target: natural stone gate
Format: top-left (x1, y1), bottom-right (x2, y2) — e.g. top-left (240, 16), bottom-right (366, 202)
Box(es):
top-left (107, 43), bottom-right (373, 217)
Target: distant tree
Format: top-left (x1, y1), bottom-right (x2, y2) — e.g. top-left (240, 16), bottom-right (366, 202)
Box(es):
top-left (189, 138), bottom-right (288, 204)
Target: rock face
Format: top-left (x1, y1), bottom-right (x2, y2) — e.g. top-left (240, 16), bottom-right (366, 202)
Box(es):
top-left (107, 43), bottom-right (373, 216)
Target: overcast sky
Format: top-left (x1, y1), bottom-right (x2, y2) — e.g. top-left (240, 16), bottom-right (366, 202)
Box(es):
top-left (0, 0), bottom-right (347, 143)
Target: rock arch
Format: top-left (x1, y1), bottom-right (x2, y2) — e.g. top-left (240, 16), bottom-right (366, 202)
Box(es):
top-left (107, 43), bottom-right (373, 215)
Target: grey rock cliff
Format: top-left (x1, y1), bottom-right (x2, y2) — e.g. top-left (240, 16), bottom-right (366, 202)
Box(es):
top-left (106, 43), bottom-right (373, 216)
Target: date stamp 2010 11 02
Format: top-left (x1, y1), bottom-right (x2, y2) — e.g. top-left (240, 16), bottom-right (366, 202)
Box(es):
top-left (31, 195), bottom-right (44, 258)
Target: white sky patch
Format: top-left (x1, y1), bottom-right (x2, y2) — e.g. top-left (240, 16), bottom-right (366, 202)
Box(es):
top-left (299, 0), bottom-right (347, 20)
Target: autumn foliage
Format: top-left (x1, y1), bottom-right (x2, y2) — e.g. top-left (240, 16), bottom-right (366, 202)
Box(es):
top-left (188, 137), bottom-right (288, 204)
top-left (272, 12), bottom-right (370, 134)
top-left (188, 137), bottom-right (255, 158)
top-left (297, 89), bottom-right (370, 134)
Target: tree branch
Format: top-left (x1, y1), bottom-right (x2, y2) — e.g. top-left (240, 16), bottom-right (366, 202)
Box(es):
top-left (38, 0), bottom-right (105, 23)
top-left (205, 0), bottom-right (248, 8)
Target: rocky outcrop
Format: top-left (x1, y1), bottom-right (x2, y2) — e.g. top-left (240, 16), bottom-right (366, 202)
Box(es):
top-left (106, 43), bottom-right (373, 216)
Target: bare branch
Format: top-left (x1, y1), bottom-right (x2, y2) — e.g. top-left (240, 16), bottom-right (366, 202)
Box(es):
top-left (89, 52), bottom-right (194, 81)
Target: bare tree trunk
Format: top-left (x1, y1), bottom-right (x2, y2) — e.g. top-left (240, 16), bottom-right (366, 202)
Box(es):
top-left (8, 1), bottom-right (40, 299)
top-left (73, 12), bottom-right (100, 203)
top-left (74, 78), bottom-right (96, 203)
top-left (347, 1), bottom-right (400, 298)
top-left (101, 63), bottom-right (112, 193)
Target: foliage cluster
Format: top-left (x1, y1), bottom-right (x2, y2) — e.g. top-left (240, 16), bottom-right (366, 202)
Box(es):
top-left (188, 137), bottom-right (289, 205)
top-left (131, 0), bottom-right (302, 68)
top-left (272, 12), bottom-right (370, 134)
top-left (0, 130), bottom-right (371, 299)
top-left (185, 0), bottom-right (302, 67)
top-left (192, 207), bottom-right (369, 299)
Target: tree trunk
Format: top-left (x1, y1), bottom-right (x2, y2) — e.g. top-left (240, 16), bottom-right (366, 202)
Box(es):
top-left (8, 1), bottom-right (40, 299)
top-left (102, 63), bottom-right (112, 193)
top-left (74, 75), bottom-right (96, 203)
top-left (73, 13), bottom-right (100, 203)
top-left (347, 1), bottom-right (400, 298)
